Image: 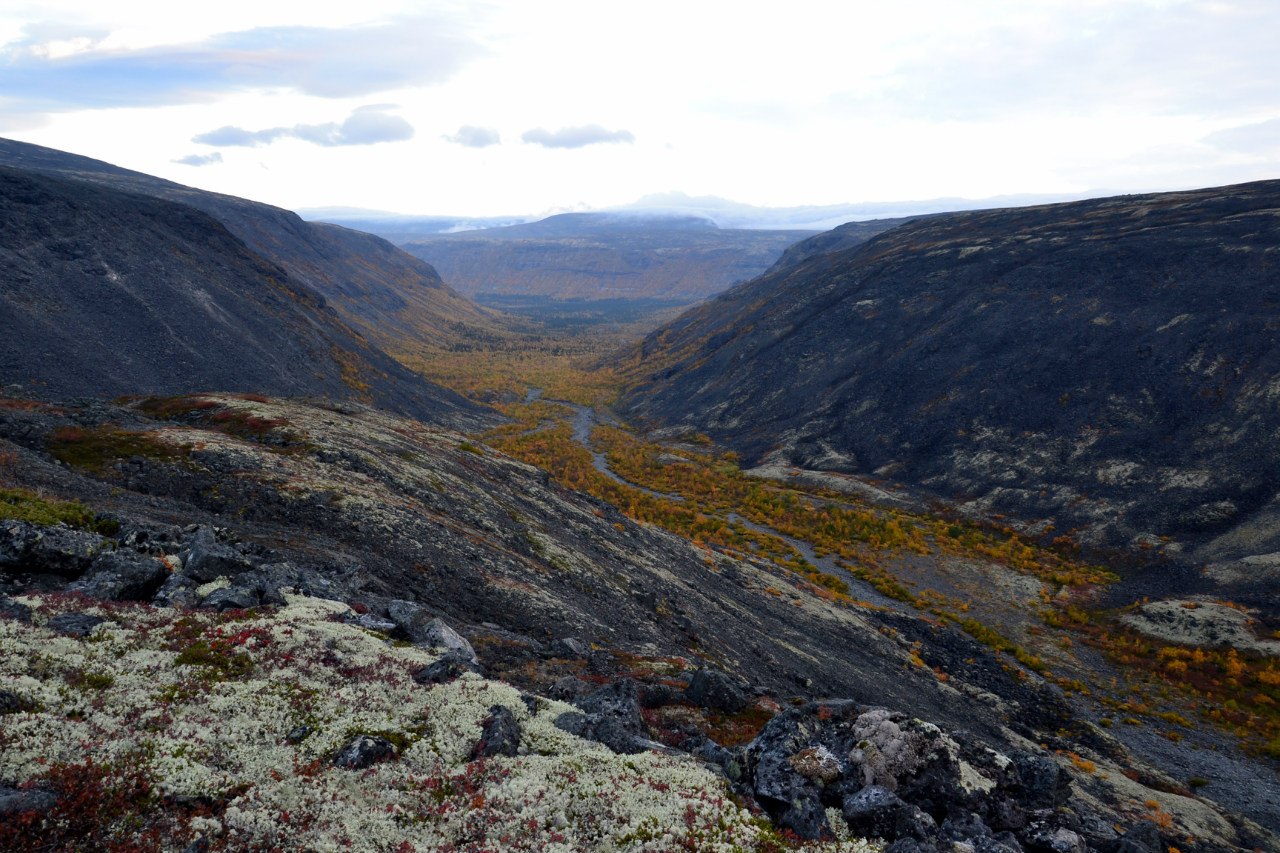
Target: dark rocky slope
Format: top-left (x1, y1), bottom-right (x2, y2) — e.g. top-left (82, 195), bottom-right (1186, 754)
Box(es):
top-left (617, 180), bottom-right (1280, 604)
top-left (397, 212), bottom-right (824, 302)
top-left (0, 137), bottom-right (505, 354)
top-left (2, 392), bottom-right (1273, 851)
top-left (0, 166), bottom-right (486, 427)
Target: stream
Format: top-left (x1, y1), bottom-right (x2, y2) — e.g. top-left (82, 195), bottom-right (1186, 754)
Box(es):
top-left (524, 386), bottom-right (906, 609)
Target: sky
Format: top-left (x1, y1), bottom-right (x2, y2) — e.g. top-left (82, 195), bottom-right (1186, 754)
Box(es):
top-left (1, 0), bottom-right (1279, 219)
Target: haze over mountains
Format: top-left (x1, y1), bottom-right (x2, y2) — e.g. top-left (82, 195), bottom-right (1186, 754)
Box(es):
top-left (618, 180), bottom-right (1280, 611)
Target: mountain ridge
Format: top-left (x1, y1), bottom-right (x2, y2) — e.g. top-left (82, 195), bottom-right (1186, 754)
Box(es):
top-left (616, 178), bottom-right (1280, 608)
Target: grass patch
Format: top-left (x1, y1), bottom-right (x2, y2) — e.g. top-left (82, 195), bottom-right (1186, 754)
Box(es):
top-left (0, 487), bottom-right (118, 535)
top-left (47, 425), bottom-right (189, 473)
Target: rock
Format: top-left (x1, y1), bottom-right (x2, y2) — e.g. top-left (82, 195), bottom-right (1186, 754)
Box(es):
top-left (550, 636), bottom-right (591, 658)
top-left (684, 667), bottom-right (748, 712)
top-left (0, 520), bottom-right (42, 570)
top-left (638, 683), bottom-right (680, 708)
top-left (1100, 822), bottom-right (1163, 853)
top-left (1023, 825), bottom-right (1085, 853)
top-left (776, 792), bottom-right (829, 840)
top-left (684, 735), bottom-right (747, 783)
top-left (332, 734), bottom-right (396, 769)
top-left (884, 841), bottom-right (941, 853)
top-left (1, 521), bottom-right (104, 577)
top-left (46, 612), bottom-right (104, 637)
top-left (412, 651), bottom-right (482, 684)
top-left (387, 600), bottom-right (477, 662)
top-left (943, 811), bottom-right (994, 842)
top-left (0, 689), bottom-right (34, 714)
top-left (341, 610), bottom-right (396, 632)
top-left (0, 594), bottom-right (31, 622)
top-left (843, 785), bottom-right (908, 838)
top-left (0, 785), bottom-right (57, 815)
top-left (181, 526), bottom-right (255, 582)
top-left (555, 683), bottom-right (648, 755)
top-left (285, 725), bottom-right (312, 744)
top-left (68, 550), bottom-right (169, 601)
top-left (422, 617), bottom-right (476, 663)
top-left (152, 574), bottom-right (200, 609)
top-left (199, 586), bottom-right (261, 612)
top-left (975, 835), bottom-right (1024, 853)
top-left (549, 676), bottom-right (593, 701)
top-left (895, 805), bottom-right (939, 841)
top-left (472, 705), bottom-right (520, 759)
top-left (1012, 754), bottom-right (1072, 809)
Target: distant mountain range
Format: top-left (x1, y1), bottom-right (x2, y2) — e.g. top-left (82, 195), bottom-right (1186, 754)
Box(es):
top-left (617, 179), bottom-right (1280, 609)
top-left (0, 139), bottom-right (489, 426)
top-left (392, 212), bottom-right (826, 302)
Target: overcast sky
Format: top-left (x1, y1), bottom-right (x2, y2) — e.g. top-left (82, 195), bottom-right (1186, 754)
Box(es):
top-left (2, 0), bottom-right (1278, 218)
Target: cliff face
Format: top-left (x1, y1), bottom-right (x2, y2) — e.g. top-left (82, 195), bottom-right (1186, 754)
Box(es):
top-left (0, 166), bottom-right (487, 427)
top-left (617, 180), bottom-right (1280, 593)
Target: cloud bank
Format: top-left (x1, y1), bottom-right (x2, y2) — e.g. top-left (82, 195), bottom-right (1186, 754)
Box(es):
top-left (194, 106), bottom-right (413, 149)
top-left (522, 125), bottom-right (634, 149)
top-left (443, 125), bottom-right (501, 147)
top-left (0, 17), bottom-right (482, 111)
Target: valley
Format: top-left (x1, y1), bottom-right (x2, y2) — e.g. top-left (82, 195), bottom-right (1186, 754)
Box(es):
top-left (1, 138), bottom-right (1278, 853)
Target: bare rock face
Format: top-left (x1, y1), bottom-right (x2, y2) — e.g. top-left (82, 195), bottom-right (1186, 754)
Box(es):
top-left (617, 180), bottom-right (1280, 609)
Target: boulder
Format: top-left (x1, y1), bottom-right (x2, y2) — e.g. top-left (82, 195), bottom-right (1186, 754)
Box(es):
top-left (1101, 822), bottom-right (1163, 853)
top-left (843, 785), bottom-right (908, 838)
top-left (1012, 754), bottom-right (1072, 809)
top-left (386, 600), bottom-right (477, 662)
top-left (0, 689), bottom-right (35, 714)
top-left (550, 636), bottom-right (591, 658)
top-left (1, 520), bottom-right (104, 577)
top-left (332, 735), bottom-right (396, 769)
top-left (68, 550), bottom-right (169, 601)
top-left (199, 586), bottom-right (261, 612)
top-left (472, 705), bottom-right (521, 759)
top-left (0, 786), bottom-right (57, 816)
top-left (0, 594), bottom-right (31, 622)
top-left (152, 574), bottom-right (200, 609)
top-left (181, 526), bottom-right (255, 582)
top-left (413, 651), bottom-right (482, 685)
top-left (46, 612), bottom-right (104, 637)
top-left (684, 667), bottom-right (749, 713)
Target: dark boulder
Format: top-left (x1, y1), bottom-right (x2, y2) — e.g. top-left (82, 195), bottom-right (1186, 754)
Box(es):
top-left (1, 521), bottom-right (104, 577)
top-left (1100, 822), bottom-right (1163, 853)
top-left (69, 550), bottom-right (169, 601)
top-left (413, 651), bottom-right (482, 685)
top-left (199, 585), bottom-right (261, 612)
top-left (0, 786), bottom-right (58, 816)
top-left (472, 705), bottom-right (521, 759)
top-left (842, 785), bottom-right (908, 838)
top-left (0, 689), bottom-right (35, 714)
top-left (684, 668), bottom-right (749, 713)
top-left (1012, 754), bottom-right (1072, 809)
top-left (555, 683), bottom-right (649, 756)
top-left (181, 526), bottom-right (255, 582)
top-left (332, 735), bottom-right (396, 769)
top-left (46, 612), bottom-right (104, 637)
top-left (0, 594), bottom-right (31, 622)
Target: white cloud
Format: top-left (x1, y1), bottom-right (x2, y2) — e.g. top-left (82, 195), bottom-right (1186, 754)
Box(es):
top-left (173, 151), bottom-right (222, 166)
top-left (194, 106), bottom-right (413, 148)
top-left (443, 125), bottom-right (500, 148)
top-left (521, 125), bottom-right (635, 149)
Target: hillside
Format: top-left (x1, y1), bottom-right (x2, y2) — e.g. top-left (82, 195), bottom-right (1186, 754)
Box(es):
top-left (0, 166), bottom-right (485, 426)
top-left (3, 391), bottom-right (1273, 851)
top-left (616, 180), bottom-right (1280, 607)
top-left (0, 138), bottom-right (507, 355)
top-left (395, 212), bottom-right (825, 302)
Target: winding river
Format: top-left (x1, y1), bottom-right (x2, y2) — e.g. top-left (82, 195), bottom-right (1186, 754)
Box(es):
top-left (525, 387), bottom-right (906, 609)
